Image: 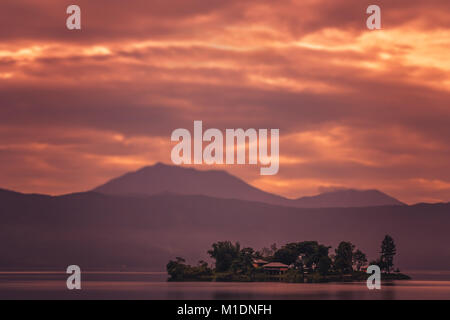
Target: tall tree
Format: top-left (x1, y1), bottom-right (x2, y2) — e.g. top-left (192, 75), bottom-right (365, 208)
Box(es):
top-left (166, 257), bottom-right (187, 281)
top-left (297, 241), bottom-right (330, 270)
top-left (334, 241), bottom-right (355, 274)
top-left (273, 244), bottom-right (298, 265)
top-left (232, 247), bottom-right (255, 274)
top-left (207, 241), bottom-right (241, 272)
top-left (272, 241), bottom-right (330, 269)
top-left (380, 235), bottom-right (396, 273)
top-left (317, 256), bottom-right (332, 275)
top-left (353, 249), bottom-right (367, 271)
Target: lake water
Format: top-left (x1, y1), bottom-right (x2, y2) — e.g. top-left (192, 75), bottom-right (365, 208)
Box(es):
top-left (1, 271), bottom-right (450, 300)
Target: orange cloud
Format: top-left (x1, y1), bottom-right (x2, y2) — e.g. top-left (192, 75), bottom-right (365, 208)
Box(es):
top-left (0, 0), bottom-right (449, 204)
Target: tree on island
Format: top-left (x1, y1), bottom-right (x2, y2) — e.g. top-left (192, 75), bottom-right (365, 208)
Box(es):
top-left (298, 241), bottom-right (330, 271)
top-left (272, 243), bottom-right (299, 265)
top-left (317, 256), bottom-right (332, 275)
top-left (166, 257), bottom-right (213, 281)
top-left (272, 241), bottom-right (330, 271)
top-left (353, 249), bottom-right (368, 271)
top-left (334, 241), bottom-right (355, 274)
top-left (166, 257), bottom-right (187, 281)
top-left (231, 247), bottom-right (255, 274)
top-left (207, 241), bottom-right (242, 272)
top-left (166, 236), bottom-right (409, 282)
top-left (380, 235), bottom-right (396, 273)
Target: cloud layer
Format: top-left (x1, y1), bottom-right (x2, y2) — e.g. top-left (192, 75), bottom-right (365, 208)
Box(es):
top-left (1, 0), bottom-right (449, 203)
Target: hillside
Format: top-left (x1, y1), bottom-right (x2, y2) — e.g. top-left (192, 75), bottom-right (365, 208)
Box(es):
top-left (0, 188), bottom-right (447, 271)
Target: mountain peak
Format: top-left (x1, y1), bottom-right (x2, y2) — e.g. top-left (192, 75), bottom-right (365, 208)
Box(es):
top-left (93, 164), bottom-right (404, 208)
top-left (138, 162), bottom-right (228, 175)
top-left (93, 162), bottom-right (284, 204)
top-left (295, 188), bottom-right (405, 208)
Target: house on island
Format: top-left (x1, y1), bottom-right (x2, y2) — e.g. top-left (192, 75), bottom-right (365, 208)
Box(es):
top-left (252, 259), bottom-right (289, 280)
top-left (262, 262), bottom-right (289, 275)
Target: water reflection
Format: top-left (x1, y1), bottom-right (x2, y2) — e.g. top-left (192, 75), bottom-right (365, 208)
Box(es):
top-left (0, 272), bottom-right (449, 300)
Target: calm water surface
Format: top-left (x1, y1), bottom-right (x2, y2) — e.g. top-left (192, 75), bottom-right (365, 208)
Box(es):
top-left (1, 271), bottom-right (449, 299)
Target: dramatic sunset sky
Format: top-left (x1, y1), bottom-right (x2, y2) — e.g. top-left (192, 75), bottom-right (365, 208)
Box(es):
top-left (0, 0), bottom-right (449, 204)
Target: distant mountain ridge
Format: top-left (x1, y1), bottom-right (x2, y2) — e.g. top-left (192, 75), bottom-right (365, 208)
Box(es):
top-left (0, 188), bottom-right (448, 271)
top-left (93, 162), bottom-right (405, 208)
top-left (294, 189), bottom-right (404, 208)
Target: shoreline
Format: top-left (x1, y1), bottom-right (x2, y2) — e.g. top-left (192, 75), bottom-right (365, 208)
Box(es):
top-left (167, 271), bottom-right (411, 283)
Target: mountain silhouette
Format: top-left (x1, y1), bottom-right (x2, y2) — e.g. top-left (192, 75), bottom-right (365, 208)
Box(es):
top-left (93, 162), bottom-right (289, 205)
top-left (93, 162), bottom-right (404, 208)
top-left (294, 189), bottom-right (404, 208)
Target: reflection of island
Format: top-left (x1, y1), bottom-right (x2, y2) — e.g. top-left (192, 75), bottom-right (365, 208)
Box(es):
top-left (167, 235), bottom-right (411, 282)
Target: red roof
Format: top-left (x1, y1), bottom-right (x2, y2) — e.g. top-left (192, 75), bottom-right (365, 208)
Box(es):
top-left (253, 259), bottom-right (268, 264)
top-left (263, 262), bottom-right (288, 268)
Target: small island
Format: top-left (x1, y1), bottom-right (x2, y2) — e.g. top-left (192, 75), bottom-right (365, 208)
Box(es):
top-left (167, 235), bottom-right (410, 283)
